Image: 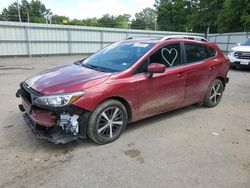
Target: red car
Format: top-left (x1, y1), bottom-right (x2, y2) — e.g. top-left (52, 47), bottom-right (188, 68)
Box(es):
top-left (16, 36), bottom-right (229, 144)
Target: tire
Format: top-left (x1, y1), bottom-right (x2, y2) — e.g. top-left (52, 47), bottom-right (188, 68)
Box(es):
top-left (203, 79), bottom-right (224, 108)
top-left (87, 99), bottom-right (128, 144)
top-left (230, 64), bottom-right (237, 69)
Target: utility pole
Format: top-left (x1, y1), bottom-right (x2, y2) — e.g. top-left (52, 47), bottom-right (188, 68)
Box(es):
top-left (206, 26), bottom-right (210, 39)
top-left (17, 0), bottom-right (22, 22)
top-left (47, 14), bottom-right (52, 24)
top-left (27, 9), bottom-right (29, 23)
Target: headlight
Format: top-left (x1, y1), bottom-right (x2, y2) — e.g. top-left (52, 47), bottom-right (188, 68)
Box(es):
top-left (33, 91), bottom-right (85, 107)
top-left (229, 50), bottom-right (235, 55)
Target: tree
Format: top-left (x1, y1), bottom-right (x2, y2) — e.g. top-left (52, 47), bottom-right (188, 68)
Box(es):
top-left (98, 14), bottom-right (117, 28)
top-left (116, 14), bottom-right (131, 28)
top-left (131, 8), bottom-right (157, 30)
top-left (155, 0), bottom-right (190, 31)
top-left (0, 1), bottom-right (25, 21)
top-left (0, 0), bottom-right (50, 23)
top-left (52, 15), bottom-right (69, 25)
top-left (28, 0), bottom-right (50, 23)
top-left (155, 0), bottom-right (250, 33)
top-left (217, 0), bottom-right (250, 32)
top-left (187, 0), bottom-right (224, 33)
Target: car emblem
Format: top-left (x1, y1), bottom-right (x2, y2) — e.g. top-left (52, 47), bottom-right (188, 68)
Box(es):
top-left (242, 52), bottom-right (249, 56)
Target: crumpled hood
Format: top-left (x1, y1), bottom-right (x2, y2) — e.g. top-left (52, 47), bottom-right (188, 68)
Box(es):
top-left (232, 45), bottom-right (250, 52)
top-left (25, 63), bottom-right (111, 95)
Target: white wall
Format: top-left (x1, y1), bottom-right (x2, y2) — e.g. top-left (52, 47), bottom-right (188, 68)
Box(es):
top-left (208, 32), bottom-right (249, 52)
top-left (0, 21), bottom-right (204, 56)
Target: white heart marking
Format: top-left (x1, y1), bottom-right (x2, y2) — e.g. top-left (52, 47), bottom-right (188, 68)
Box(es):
top-left (161, 48), bottom-right (178, 67)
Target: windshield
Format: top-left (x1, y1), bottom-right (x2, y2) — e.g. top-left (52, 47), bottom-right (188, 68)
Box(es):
top-left (242, 38), bottom-right (250, 46)
top-left (82, 42), bottom-right (154, 72)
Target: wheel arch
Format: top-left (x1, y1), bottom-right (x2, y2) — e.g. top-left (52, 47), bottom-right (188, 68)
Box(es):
top-left (100, 96), bottom-right (133, 123)
top-left (216, 76), bottom-right (226, 87)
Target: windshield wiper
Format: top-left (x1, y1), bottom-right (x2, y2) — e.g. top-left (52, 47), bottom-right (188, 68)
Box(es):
top-left (82, 64), bottom-right (109, 72)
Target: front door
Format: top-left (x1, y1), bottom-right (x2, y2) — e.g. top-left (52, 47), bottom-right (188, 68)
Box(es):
top-left (132, 43), bottom-right (186, 119)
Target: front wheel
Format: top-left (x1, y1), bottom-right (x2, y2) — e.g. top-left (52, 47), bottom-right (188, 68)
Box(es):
top-left (87, 99), bottom-right (128, 144)
top-left (230, 63), bottom-right (237, 69)
top-left (203, 79), bottom-right (224, 107)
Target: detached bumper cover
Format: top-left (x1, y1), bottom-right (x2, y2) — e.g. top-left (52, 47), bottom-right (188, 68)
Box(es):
top-left (23, 113), bottom-right (78, 144)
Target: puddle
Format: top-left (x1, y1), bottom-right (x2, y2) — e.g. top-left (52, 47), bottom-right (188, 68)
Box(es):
top-left (124, 149), bottom-right (144, 164)
top-left (0, 66), bottom-right (34, 70)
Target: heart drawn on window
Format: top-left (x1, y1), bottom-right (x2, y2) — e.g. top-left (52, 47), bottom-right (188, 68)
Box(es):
top-left (161, 48), bottom-right (178, 67)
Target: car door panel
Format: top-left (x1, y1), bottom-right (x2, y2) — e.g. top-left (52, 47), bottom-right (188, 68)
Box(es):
top-left (184, 62), bottom-right (209, 103)
top-left (183, 43), bottom-right (214, 104)
top-left (154, 66), bottom-right (186, 112)
top-left (132, 70), bottom-right (185, 120)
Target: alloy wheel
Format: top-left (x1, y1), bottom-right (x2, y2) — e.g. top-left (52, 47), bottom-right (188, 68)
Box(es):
top-left (210, 83), bottom-right (222, 104)
top-left (97, 107), bottom-right (124, 139)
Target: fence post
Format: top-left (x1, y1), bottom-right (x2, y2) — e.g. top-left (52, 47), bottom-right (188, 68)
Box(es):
top-left (226, 35), bottom-right (231, 52)
top-left (68, 28), bottom-right (71, 56)
top-left (25, 25), bottom-right (31, 57)
top-left (100, 30), bottom-right (104, 49)
top-left (214, 35), bottom-right (217, 44)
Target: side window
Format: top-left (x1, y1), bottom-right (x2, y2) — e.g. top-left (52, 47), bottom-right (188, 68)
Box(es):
top-left (133, 43), bottom-right (181, 75)
top-left (204, 46), bottom-right (216, 58)
top-left (149, 43), bottom-right (182, 68)
top-left (185, 43), bottom-right (206, 64)
top-left (133, 59), bottom-right (149, 75)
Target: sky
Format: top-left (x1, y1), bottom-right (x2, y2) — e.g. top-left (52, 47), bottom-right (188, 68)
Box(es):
top-left (1, 0), bottom-right (155, 19)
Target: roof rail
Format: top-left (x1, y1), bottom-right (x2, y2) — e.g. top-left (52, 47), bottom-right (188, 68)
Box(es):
top-left (160, 35), bottom-right (208, 42)
top-left (124, 35), bottom-right (208, 42)
top-left (125, 36), bottom-right (161, 40)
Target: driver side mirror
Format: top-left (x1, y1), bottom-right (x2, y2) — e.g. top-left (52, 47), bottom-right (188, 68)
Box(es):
top-left (146, 63), bottom-right (166, 78)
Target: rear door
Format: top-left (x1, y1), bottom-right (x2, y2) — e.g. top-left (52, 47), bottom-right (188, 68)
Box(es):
top-left (182, 42), bottom-right (214, 104)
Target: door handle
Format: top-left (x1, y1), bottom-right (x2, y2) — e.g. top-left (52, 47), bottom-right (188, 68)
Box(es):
top-left (177, 72), bottom-right (184, 78)
top-left (209, 66), bottom-right (215, 71)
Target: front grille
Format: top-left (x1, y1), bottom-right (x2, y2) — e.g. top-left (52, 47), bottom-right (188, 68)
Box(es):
top-left (20, 82), bottom-right (43, 103)
top-left (234, 51), bottom-right (250, 60)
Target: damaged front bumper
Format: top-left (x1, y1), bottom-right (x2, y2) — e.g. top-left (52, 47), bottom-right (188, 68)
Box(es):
top-left (16, 83), bottom-right (90, 144)
top-left (23, 113), bottom-right (79, 144)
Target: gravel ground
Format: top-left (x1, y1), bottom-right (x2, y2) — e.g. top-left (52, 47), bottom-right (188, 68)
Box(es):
top-left (0, 56), bottom-right (249, 188)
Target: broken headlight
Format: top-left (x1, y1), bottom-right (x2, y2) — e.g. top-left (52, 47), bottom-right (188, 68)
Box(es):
top-left (33, 91), bottom-right (85, 107)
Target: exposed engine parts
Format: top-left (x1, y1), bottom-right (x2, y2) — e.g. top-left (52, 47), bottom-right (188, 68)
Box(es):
top-left (59, 113), bottom-right (80, 135)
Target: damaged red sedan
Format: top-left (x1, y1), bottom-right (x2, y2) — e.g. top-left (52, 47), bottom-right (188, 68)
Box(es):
top-left (16, 36), bottom-right (229, 144)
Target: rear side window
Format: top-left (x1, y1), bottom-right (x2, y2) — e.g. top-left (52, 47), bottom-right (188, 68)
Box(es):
top-left (204, 46), bottom-right (216, 58)
top-left (185, 43), bottom-right (206, 63)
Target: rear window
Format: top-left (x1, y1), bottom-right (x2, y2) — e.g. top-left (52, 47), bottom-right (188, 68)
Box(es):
top-left (185, 43), bottom-right (206, 63)
top-left (204, 46), bottom-right (216, 58)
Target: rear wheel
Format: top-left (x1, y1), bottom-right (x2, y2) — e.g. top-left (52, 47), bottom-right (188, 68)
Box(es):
top-left (87, 99), bottom-right (128, 144)
top-left (203, 79), bottom-right (224, 107)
